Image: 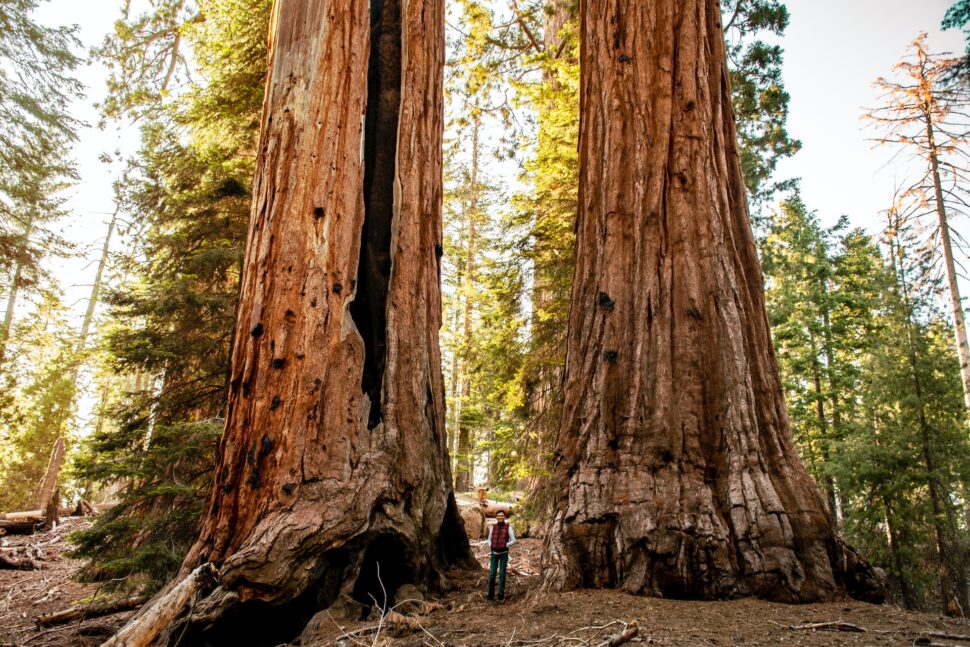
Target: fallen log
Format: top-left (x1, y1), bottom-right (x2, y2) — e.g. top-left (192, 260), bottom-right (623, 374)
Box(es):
top-left (37, 596), bottom-right (146, 627)
top-left (0, 518), bottom-right (44, 534)
top-left (789, 621), bottom-right (866, 633)
top-left (919, 632), bottom-right (970, 642)
top-left (0, 552), bottom-right (39, 570)
top-left (601, 621), bottom-right (639, 647)
top-left (1, 506), bottom-right (77, 520)
top-left (480, 503), bottom-right (514, 518)
top-left (100, 563), bottom-right (217, 647)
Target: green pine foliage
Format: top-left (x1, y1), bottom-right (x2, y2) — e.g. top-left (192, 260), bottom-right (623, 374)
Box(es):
top-left (0, 0), bottom-right (81, 513)
top-left (943, 0), bottom-right (970, 79)
top-left (70, 0), bottom-right (271, 592)
top-left (722, 0), bottom-right (801, 206)
top-left (0, 0), bottom-right (81, 351)
top-left (0, 292), bottom-right (78, 510)
top-left (763, 196), bottom-right (970, 611)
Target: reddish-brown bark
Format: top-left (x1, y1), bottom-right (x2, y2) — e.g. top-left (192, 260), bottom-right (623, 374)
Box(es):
top-left (541, 0), bottom-right (881, 603)
top-left (162, 0), bottom-right (473, 641)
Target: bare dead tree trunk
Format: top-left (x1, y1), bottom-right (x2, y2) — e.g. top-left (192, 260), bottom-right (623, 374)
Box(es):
top-left (541, 0), bottom-right (881, 603)
top-left (926, 118), bottom-right (970, 418)
top-left (122, 0), bottom-right (475, 642)
top-left (808, 328), bottom-right (838, 522)
top-left (33, 437), bottom-right (65, 512)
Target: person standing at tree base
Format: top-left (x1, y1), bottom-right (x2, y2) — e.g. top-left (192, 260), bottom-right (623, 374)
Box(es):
top-left (486, 510), bottom-right (516, 602)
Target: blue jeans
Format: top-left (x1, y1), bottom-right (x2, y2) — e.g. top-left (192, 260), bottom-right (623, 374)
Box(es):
top-left (488, 550), bottom-right (509, 599)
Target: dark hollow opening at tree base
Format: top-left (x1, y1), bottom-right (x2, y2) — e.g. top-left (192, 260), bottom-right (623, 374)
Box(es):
top-left (180, 548), bottom-right (354, 647)
top-left (352, 534), bottom-right (417, 616)
top-left (350, 0), bottom-right (402, 430)
top-left (174, 535), bottom-right (424, 646)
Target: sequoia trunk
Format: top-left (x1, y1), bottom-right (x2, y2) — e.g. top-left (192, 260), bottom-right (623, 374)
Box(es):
top-left (541, 0), bottom-right (880, 602)
top-left (168, 0), bottom-right (472, 641)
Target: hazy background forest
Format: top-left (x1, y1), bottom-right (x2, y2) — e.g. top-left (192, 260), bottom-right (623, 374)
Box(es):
top-left (2, 0), bottom-right (970, 617)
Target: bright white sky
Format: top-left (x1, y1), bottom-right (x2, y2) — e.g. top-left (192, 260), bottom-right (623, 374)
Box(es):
top-left (778, 0), bottom-right (965, 234)
top-left (22, 0), bottom-right (970, 434)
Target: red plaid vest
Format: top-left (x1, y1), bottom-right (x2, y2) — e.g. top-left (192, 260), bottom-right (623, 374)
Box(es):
top-left (491, 522), bottom-right (510, 551)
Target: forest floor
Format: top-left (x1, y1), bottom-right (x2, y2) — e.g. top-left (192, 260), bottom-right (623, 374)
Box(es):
top-left (300, 536), bottom-right (970, 646)
top-left (0, 517), bottom-right (134, 647)
top-left (2, 520), bottom-right (970, 646)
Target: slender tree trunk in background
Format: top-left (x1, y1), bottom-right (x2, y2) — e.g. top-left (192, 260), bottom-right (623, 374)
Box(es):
top-left (926, 119), bottom-right (970, 419)
top-left (448, 305), bottom-right (461, 472)
top-left (156, 0), bottom-right (473, 640)
top-left (455, 113), bottom-right (480, 493)
top-left (883, 496), bottom-right (915, 608)
top-left (76, 209), bottom-right (117, 356)
top-left (0, 260), bottom-right (22, 367)
top-left (894, 244), bottom-right (968, 613)
top-left (0, 219), bottom-right (32, 368)
top-left (541, 0), bottom-right (880, 602)
top-left (808, 329), bottom-right (838, 521)
top-left (543, 0), bottom-right (572, 58)
top-left (820, 302), bottom-right (849, 519)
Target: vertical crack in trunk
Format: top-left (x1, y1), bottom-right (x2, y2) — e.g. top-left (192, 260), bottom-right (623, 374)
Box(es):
top-left (352, 0), bottom-right (402, 429)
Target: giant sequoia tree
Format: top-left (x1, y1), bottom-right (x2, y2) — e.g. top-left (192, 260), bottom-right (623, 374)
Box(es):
top-left (541, 0), bottom-right (881, 602)
top-left (116, 0), bottom-right (473, 642)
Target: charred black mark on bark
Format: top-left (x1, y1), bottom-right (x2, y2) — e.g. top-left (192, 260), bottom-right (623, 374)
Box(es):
top-left (313, 206), bottom-right (324, 219)
top-left (618, 54), bottom-right (631, 63)
top-left (251, 323), bottom-right (264, 337)
top-left (604, 350), bottom-right (619, 363)
top-left (270, 395), bottom-right (282, 410)
top-left (333, 282), bottom-right (343, 294)
top-left (272, 358), bottom-right (286, 369)
top-left (260, 434), bottom-right (273, 458)
top-left (350, 0), bottom-right (402, 430)
top-left (598, 292), bottom-right (615, 311)
top-left (281, 482), bottom-right (295, 494)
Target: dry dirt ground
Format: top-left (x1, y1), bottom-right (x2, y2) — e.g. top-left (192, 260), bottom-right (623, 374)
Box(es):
top-left (3, 521), bottom-right (970, 646)
top-left (0, 517), bottom-right (135, 647)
